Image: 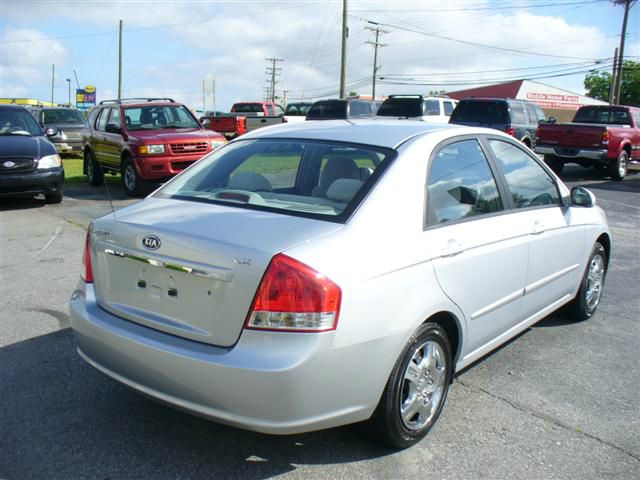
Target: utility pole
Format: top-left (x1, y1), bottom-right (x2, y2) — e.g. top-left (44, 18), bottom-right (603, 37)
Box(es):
top-left (202, 79), bottom-right (206, 113)
top-left (282, 90), bottom-right (288, 107)
top-left (265, 58), bottom-right (283, 103)
top-left (339, 0), bottom-right (348, 99)
top-left (609, 47), bottom-right (618, 104)
top-left (365, 22), bottom-right (388, 100)
top-left (118, 19), bottom-right (123, 100)
top-left (51, 64), bottom-right (55, 105)
top-left (613, 0), bottom-right (633, 104)
top-left (212, 79), bottom-right (216, 114)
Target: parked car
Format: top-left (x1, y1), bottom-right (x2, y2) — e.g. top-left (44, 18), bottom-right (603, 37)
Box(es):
top-left (376, 95), bottom-right (458, 123)
top-left (284, 102), bottom-right (314, 123)
top-left (306, 98), bottom-right (379, 120)
top-left (536, 105), bottom-right (640, 180)
top-left (228, 102), bottom-right (287, 134)
top-left (27, 106), bottom-right (86, 155)
top-left (449, 97), bottom-right (547, 149)
top-left (71, 119), bottom-right (610, 449)
top-left (0, 104), bottom-right (64, 203)
top-left (83, 98), bottom-right (226, 196)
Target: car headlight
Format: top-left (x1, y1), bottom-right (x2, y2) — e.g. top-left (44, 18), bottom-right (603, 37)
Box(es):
top-left (38, 154), bottom-right (62, 169)
top-left (139, 144), bottom-right (165, 154)
top-left (210, 139), bottom-right (227, 151)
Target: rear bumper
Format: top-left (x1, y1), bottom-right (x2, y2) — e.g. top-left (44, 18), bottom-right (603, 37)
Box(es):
top-left (535, 146), bottom-right (609, 161)
top-left (70, 283), bottom-right (401, 434)
top-left (0, 168), bottom-right (64, 197)
top-left (134, 154), bottom-right (207, 180)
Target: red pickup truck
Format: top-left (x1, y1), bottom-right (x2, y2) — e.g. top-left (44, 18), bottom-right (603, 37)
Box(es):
top-left (201, 102), bottom-right (286, 139)
top-left (535, 105), bottom-right (640, 180)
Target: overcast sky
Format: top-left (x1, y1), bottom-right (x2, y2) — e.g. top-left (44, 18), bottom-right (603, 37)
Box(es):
top-left (1, 0), bottom-right (638, 111)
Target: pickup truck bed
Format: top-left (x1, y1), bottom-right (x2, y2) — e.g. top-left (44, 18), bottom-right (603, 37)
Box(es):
top-left (535, 105), bottom-right (640, 180)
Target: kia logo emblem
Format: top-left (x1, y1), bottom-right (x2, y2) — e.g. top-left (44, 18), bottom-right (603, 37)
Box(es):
top-left (2, 161), bottom-right (16, 168)
top-left (142, 235), bottom-right (161, 250)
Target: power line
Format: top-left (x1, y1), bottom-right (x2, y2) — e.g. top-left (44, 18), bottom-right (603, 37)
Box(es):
top-left (350, 0), bottom-right (608, 13)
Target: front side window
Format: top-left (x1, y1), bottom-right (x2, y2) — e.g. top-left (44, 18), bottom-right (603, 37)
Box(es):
top-left (96, 108), bottom-right (110, 131)
top-left (443, 101), bottom-right (455, 115)
top-left (487, 139), bottom-right (560, 209)
top-left (155, 139), bottom-right (394, 221)
top-left (427, 139), bottom-right (503, 226)
top-left (108, 108), bottom-right (122, 129)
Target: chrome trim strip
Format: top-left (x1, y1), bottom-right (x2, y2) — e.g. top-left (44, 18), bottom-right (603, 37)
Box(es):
top-left (103, 247), bottom-right (234, 282)
top-left (471, 288), bottom-right (525, 320)
top-left (525, 264), bottom-right (579, 295)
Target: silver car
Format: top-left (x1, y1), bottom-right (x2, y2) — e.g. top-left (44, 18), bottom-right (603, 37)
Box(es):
top-left (70, 120), bottom-right (610, 448)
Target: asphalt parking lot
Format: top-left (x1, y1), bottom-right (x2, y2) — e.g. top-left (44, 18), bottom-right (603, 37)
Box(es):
top-left (1, 166), bottom-right (639, 479)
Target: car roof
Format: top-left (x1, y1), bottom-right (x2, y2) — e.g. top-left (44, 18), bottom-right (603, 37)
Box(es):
top-left (240, 119), bottom-right (473, 149)
top-left (0, 104), bottom-right (30, 110)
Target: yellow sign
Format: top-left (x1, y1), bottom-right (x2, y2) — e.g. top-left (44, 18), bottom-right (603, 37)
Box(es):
top-left (84, 85), bottom-right (96, 93)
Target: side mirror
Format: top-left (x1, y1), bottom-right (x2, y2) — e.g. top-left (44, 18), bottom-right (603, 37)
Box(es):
top-left (44, 127), bottom-right (58, 137)
top-left (570, 186), bottom-right (596, 207)
top-left (548, 116), bottom-right (557, 124)
top-left (201, 118), bottom-right (211, 128)
top-left (105, 123), bottom-right (122, 135)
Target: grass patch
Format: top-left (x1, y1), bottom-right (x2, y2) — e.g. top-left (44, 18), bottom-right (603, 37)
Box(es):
top-left (63, 158), bottom-right (119, 185)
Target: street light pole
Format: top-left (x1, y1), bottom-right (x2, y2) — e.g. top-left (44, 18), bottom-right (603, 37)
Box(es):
top-left (66, 78), bottom-right (71, 106)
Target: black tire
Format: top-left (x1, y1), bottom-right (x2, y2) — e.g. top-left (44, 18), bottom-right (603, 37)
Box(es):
top-left (85, 149), bottom-right (104, 186)
top-left (609, 150), bottom-right (628, 181)
top-left (544, 154), bottom-right (564, 175)
top-left (567, 242), bottom-right (607, 321)
top-left (366, 322), bottom-right (452, 449)
top-left (44, 190), bottom-right (63, 204)
top-left (121, 157), bottom-right (147, 197)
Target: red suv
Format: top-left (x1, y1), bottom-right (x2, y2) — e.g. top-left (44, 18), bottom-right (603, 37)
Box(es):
top-left (83, 98), bottom-right (226, 196)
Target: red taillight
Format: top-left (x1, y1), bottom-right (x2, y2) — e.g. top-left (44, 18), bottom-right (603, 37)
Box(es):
top-left (81, 228), bottom-right (93, 283)
top-left (505, 127), bottom-right (516, 137)
top-left (245, 254), bottom-right (341, 332)
top-left (237, 116), bottom-right (247, 136)
top-left (601, 130), bottom-right (609, 144)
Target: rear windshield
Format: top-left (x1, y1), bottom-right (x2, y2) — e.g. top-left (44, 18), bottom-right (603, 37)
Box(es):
top-left (232, 103), bottom-right (265, 114)
top-left (450, 101), bottom-right (509, 124)
top-left (155, 139), bottom-right (395, 222)
top-left (573, 107), bottom-right (632, 126)
top-left (307, 101), bottom-right (347, 119)
top-left (41, 108), bottom-right (85, 124)
top-left (377, 98), bottom-right (423, 117)
top-left (284, 103), bottom-right (313, 116)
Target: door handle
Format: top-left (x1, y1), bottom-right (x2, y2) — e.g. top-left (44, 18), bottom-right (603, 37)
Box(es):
top-left (440, 239), bottom-right (464, 258)
top-left (532, 220), bottom-right (546, 235)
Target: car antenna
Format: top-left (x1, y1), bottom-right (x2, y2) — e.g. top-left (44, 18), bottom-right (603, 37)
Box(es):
top-left (102, 174), bottom-right (117, 219)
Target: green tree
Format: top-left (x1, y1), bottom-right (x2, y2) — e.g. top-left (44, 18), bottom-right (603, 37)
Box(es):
top-left (584, 60), bottom-right (640, 106)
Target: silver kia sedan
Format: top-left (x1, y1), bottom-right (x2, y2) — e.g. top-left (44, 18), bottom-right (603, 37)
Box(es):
top-left (70, 119), bottom-right (610, 448)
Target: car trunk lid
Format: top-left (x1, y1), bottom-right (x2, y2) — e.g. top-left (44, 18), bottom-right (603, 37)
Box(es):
top-left (90, 198), bottom-right (342, 346)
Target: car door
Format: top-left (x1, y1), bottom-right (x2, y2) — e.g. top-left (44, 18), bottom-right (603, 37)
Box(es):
top-left (92, 107), bottom-right (110, 165)
top-left (102, 107), bottom-right (123, 169)
top-left (485, 138), bottom-right (585, 320)
top-left (424, 138), bottom-right (529, 357)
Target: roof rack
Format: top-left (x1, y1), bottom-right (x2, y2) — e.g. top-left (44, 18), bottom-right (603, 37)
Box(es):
top-left (99, 98), bottom-right (176, 105)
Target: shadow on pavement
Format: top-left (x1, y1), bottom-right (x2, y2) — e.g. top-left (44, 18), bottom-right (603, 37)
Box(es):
top-left (0, 330), bottom-right (393, 479)
top-left (0, 196), bottom-right (47, 211)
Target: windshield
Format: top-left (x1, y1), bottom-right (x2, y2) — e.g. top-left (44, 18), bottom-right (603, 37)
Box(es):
top-left (573, 107), bottom-right (632, 126)
top-left (0, 108), bottom-right (42, 136)
top-left (377, 98), bottom-right (423, 117)
top-left (450, 101), bottom-right (509, 124)
top-left (124, 105), bottom-right (200, 130)
top-left (285, 103), bottom-right (313, 116)
top-left (41, 108), bottom-right (85, 124)
top-left (307, 101), bottom-right (347, 119)
top-left (155, 139), bottom-right (394, 221)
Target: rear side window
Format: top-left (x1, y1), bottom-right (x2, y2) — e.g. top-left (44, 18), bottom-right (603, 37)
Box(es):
top-left (443, 101), bottom-right (455, 115)
top-left (425, 100), bottom-right (441, 116)
top-left (427, 139), bottom-right (503, 226)
top-left (450, 101), bottom-right (509, 124)
top-left (156, 139), bottom-right (394, 221)
top-left (509, 102), bottom-right (527, 124)
top-left (487, 139), bottom-right (560, 209)
top-left (96, 108), bottom-right (110, 131)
